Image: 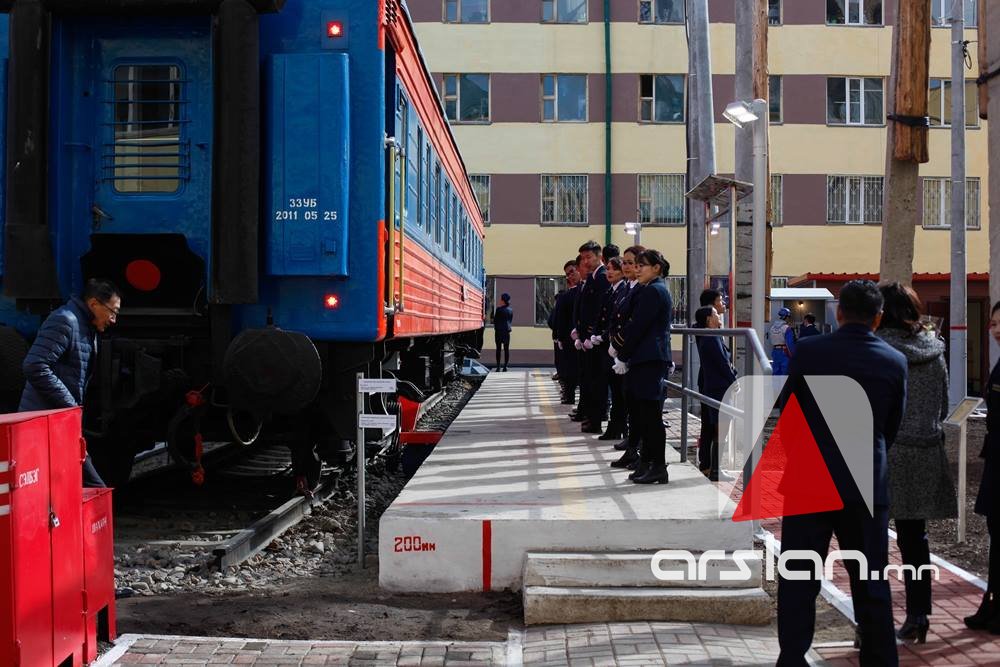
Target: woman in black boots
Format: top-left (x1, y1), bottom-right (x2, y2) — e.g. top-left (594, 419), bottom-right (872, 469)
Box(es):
top-left (965, 300), bottom-right (1000, 634)
top-left (611, 249), bottom-right (672, 485)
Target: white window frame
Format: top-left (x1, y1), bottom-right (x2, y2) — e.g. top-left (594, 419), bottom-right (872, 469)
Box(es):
top-left (541, 174), bottom-right (589, 226)
top-left (922, 177), bottom-right (981, 230)
top-left (827, 0), bottom-right (883, 26)
top-left (534, 276), bottom-right (563, 326)
top-left (638, 74), bottom-right (686, 124)
top-left (928, 78), bottom-right (980, 128)
top-left (541, 74), bottom-right (588, 123)
top-left (827, 76), bottom-right (884, 126)
top-left (931, 0), bottom-right (977, 27)
top-left (826, 175), bottom-right (884, 225)
top-left (638, 0), bottom-right (685, 24)
top-left (442, 74), bottom-right (490, 123)
top-left (542, 0), bottom-right (588, 23)
top-left (638, 174), bottom-right (686, 226)
top-left (443, 0), bottom-right (490, 23)
top-left (470, 174), bottom-right (491, 225)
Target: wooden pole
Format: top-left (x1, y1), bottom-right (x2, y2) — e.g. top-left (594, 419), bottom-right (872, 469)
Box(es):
top-left (879, 1), bottom-right (931, 286)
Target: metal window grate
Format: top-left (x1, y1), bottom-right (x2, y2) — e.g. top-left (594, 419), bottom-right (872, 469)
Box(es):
top-left (827, 175), bottom-right (883, 224)
top-left (639, 174), bottom-right (685, 225)
top-left (542, 175), bottom-right (588, 225)
top-left (104, 64), bottom-right (189, 193)
top-left (770, 174), bottom-right (783, 226)
top-left (534, 276), bottom-right (561, 326)
top-left (470, 175), bottom-right (490, 224)
top-left (665, 277), bottom-right (687, 326)
top-left (922, 177), bottom-right (981, 229)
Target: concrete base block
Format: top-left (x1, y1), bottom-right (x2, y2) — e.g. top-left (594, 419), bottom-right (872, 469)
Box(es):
top-left (523, 551), bottom-right (763, 589)
top-left (523, 586), bottom-right (772, 626)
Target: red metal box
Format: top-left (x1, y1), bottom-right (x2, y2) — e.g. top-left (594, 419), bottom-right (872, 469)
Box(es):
top-left (0, 408), bottom-right (85, 667)
top-left (81, 488), bottom-right (115, 664)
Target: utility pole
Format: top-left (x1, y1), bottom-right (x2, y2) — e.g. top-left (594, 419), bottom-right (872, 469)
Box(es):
top-left (879, 1), bottom-right (931, 285)
top-left (686, 0), bottom-right (715, 323)
top-left (983, 0), bottom-right (1000, 367)
top-left (949, 0), bottom-right (968, 408)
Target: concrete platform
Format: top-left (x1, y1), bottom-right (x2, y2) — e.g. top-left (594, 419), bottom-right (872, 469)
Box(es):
top-left (379, 370), bottom-right (753, 594)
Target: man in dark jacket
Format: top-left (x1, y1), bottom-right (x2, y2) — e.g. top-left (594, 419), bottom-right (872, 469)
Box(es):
top-left (552, 260), bottom-right (581, 403)
top-left (492, 294), bottom-right (513, 371)
top-left (574, 241), bottom-right (611, 433)
top-left (799, 313), bottom-right (821, 338)
top-left (776, 280), bottom-right (907, 667)
top-left (20, 279), bottom-right (121, 488)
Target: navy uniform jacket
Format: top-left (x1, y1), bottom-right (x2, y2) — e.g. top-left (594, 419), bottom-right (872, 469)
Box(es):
top-left (799, 323), bottom-right (821, 338)
top-left (575, 266), bottom-right (610, 338)
top-left (554, 285), bottom-right (580, 343)
top-left (696, 336), bottom-right (737, 401)
top-left (975, 358), bottom-right (1000, 517)
top-left (609, 282), bottom-right (643, 346)
top-left (20, 297), bottom-right (97, 411)
top-left (616, 278), bottom-right (672, 400)
top-left (493, 305), bottom-right (513, 342)
top-left (595, 281), bottom-right (629, 339)
top-left (784, 323), bottom-right (907, 509)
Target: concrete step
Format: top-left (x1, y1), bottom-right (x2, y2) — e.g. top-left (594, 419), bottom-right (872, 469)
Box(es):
top-left (523, 551), bottom-right (763, 589)
top-left (523, 585), bottom-right (772, 626)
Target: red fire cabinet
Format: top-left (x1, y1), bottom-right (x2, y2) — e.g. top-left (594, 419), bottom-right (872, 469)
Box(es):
top-left (81, 488), bottom-right (115, 663)
top-left (0, 408), bottom-right (86, 667)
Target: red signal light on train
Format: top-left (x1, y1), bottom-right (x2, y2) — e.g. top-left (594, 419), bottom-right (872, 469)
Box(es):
top-left (326, 21), bottom-right (344, 38)
top-left (324, 294), bottom-right (340, 309)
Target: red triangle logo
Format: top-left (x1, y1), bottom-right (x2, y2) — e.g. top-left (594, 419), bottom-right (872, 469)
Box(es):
top-left (731, 393), bottom-right (843, 522)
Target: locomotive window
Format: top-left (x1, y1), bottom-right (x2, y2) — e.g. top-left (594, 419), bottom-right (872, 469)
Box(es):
top-left (108, 64), bottom-right (188, 193)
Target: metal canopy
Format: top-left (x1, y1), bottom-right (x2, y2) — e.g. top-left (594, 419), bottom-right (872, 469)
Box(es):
top-left (685, 174), bottom-right (753, 205)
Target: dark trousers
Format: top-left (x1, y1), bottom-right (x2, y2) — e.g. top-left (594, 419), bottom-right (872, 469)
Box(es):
top-left (635, 398), bottom-right (666, 465)
top-left (778, 505), bottom-right (896, 667)
top-left (698, 406), bottom-right (719, 471)
top-left (578, 349), bottom-right (591, 414)
top-left (895, 519), bottom-right (931, 615)
top-left (495, 338), bottom-right (510, 369)
top-left (586, 349), bottom-right (609, 424)
top-left (625, 388), bottom-right (641, 449)
top-left (607, 371), bottom-right (626, 433)
top-left (989, 513), bottom-right (1000, 593)
top-left (83, 454), bottom-right (107, 488)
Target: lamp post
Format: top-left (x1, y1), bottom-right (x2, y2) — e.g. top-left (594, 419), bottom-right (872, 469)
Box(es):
top-left (723, 99), bottom-right (769, 342)
top-left (624, 221), bottom-right (642, 246)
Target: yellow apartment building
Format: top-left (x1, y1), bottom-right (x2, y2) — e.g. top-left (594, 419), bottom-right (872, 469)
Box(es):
top-left (408, 0), bottom-right (990, 380)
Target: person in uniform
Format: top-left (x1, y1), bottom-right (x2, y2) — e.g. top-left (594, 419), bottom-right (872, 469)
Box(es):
top-left (609, 246), bottom-right (646, 467)
top-left (799, 313), bottom-right (821, 338)
top-left (552, 260), bottom-right (582, 404)
top-left (965, 300), bottom-right (1000, 634)
top-left (492, 294), bottom-right (513, 372)
top-left (695, 305), bottom-right (737, 482)
top-left (612, 249), bottom-right (672, 485)
top-left (769, 307), bottom-right (796, 375)
top-left (596, 257), bottom-right (629, 440)
top-left (574, 241), bottom-right (611, 434)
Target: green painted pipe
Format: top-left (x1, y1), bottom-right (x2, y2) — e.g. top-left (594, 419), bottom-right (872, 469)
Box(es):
top-left (604, 0), bottom-right (612, 246)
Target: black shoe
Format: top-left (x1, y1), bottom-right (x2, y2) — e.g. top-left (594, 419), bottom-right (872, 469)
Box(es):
top-left (613, 439), bottom-right (630, 451)
top-left (570, 414), bottom-right (585, 422)
top-left (561, 397), bottom-right (576, 405)
top-left (965, 592), bottom-right (996, 630)
top-left (896, 614), bottom-right (929, 644)
top-left (581, 423), bottom-right (602, 434)
top-left (632, 463), bottom-right (669, 484)
top-left (611, 448), bottom-right (638, 469)
top-left (552, 373), bottom-right (560, 381)
top-left (709, 470), bottom-right (735, 483)
top-left (628, 461), bottom-right (649, 480)
top-left (598, 429), bottom-right (623, 441)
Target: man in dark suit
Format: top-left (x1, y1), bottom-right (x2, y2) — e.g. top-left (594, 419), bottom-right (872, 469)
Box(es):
top-left (574, 241), bottom-right (611, 434)
top-left (777, 280), bottom-right (907, 667)
top-left (551, 259), bottom-right (582, 404)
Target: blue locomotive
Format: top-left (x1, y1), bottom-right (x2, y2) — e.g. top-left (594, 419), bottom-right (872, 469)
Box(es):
top-left (0, 0), bottom-right (486, 489)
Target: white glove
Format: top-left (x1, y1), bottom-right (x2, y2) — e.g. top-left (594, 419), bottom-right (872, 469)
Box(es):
top-left (556, 340), bottom-right (563, 350)
top-left (574, 339), bottom-right (584, 351)
top-left (570, 328), bottom-right (579, 341)
top-left (583, 338), bottom-right (594, 351)
top-left (613, 359), bottom-right (628, 375)
top-left (590, 335), bottom-right (603, 346)
top-left (608, 345), bottom-right (618, 359)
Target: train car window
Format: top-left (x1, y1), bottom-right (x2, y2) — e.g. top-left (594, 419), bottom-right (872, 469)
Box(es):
top-left (406, 102), bottom-right (419, 229)
top-left (451, 194), bottom-right (459, 258)
top-left (434, 163), bottom-right (443, 244)
top-left (417, 128), bottom-right (425, 232)
top-left (443, 183), bottom-right (452, 252)
top-left (461, 214), bottom-right (468, 267)
top-left (395, 94), bottom-right (407, 228)
top-left (110, 64), bottom-right (187, 193)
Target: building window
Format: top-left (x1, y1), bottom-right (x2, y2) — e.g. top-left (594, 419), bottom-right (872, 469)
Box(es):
top-left (771, 276), bottom-right (789, 289)
top-left (470, 175), bottom-right (490, 225)
top-left (922, 178), bottom-right (980, 229)
top-left (534, 277), bottom-right (561, 326)
top-left (665, 277), bottom-right (687, 326)
top-left (827, 77), bottom-right (884, 125)
top-left (639, 74), bottom-right (685, 123)
top-left (638, 174), bottom-right (685, 225)
top-left (769, 75), bottom-right (782, 123)
top-left (485, 276), bottom-right (496, 325)
top-left (929, 78), bottom-right (979, 128)
top-left (543, 0), bottom-right (587, 23)
top-left (541, 175), bottom-right (588, 225)
top-left (542, 75), bottom-right (587, 122)
top-left (768, 0), bottom-right (782, 25)
top-left (444, 0), bottom-right (489, 23)
top-left (639, 0), bottom-right (684, 24)
top-left (826, 0), bottom-right (883, 25)
top-left (443, 74), bottom-right (490, 123)
top-left (827, 175), bottom-right (884, 224)
top-left (932, 0), bottom-right (976, 27)
top-left (770, 174), bottom-right (783, 226)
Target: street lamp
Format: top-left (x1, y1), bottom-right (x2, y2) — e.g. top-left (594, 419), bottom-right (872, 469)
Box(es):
top-left (724, 98), bottom-right (769, 340)
top-left (624, 221), bottom-right (642, 246)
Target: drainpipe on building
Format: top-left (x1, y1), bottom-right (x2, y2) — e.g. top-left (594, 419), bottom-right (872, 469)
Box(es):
top-left (604, 0), bottom-right (612, 246)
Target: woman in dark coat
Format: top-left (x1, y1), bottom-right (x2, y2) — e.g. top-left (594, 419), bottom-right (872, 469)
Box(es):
top-left (596, 257), bottom-right (630, 440)
top-left (875, 283), bottom-right (955, 643)
top-left (695, 305), bottom-right (737, 483)
top-left (965, 300), bottom-right (1000, 634)
top-left (492, 293), bottom-right (513, 372)
top-left (612, 249), bottom-right (672, 485)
